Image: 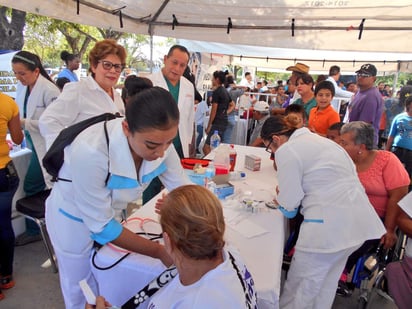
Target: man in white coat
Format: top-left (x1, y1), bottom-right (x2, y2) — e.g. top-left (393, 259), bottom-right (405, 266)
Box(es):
top-left (147, 45), bottom-right (195, 159)
top-left (146, 45), bottom-right (195, 202)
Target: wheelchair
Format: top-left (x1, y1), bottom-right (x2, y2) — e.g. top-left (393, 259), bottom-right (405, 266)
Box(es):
top-left (349, 229), bottom-right (407, 309)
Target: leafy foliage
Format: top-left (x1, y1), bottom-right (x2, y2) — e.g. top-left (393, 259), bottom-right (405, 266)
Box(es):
top-left (1, 7), bottom-right (164, 72)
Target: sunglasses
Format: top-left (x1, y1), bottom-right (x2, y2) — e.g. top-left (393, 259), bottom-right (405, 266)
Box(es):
top-left (357, 73), bottom-right (372, 78)
top-left (98, 60), bottom-right (125, 73)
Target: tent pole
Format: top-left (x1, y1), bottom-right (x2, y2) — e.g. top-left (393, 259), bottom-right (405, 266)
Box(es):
top-left (150, 34), bottom-right (154, 73)
top-left (393, 61), bottom-right (400, 96)
top-left (393, 72), bottom-right (399, 96)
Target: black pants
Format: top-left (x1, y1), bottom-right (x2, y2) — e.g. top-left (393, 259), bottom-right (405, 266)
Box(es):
top-left (0, 163), bottom-right (19, 276)
top-left (392, 146), bottom-right (412, 190)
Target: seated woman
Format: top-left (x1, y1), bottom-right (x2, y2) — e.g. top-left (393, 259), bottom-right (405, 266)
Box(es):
top-left (87, 185), bottom-right (257, 308)
top-left (385, 191), bottom-right (412, 309)
top-left (338, 121), bottom-right (410, 295)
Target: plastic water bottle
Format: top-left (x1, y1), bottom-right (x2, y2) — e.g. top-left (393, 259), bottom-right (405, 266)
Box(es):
top-left (229, 171), bottom-right (246, 181)
top-left (229, 144), bottom-right (237, 171)
top-left (210, 130), bottom-right (221, 150)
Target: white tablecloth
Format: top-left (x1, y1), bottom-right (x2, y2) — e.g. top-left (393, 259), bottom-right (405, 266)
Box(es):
top-left (231, 116), bottom-right (249, 145)
top-left (92, 145), bottom-right (285, 308)
top-left (10, 147), bottom-right (32, 235)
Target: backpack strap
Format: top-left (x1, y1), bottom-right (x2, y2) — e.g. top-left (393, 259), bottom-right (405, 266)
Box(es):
top-left (121, 266), bottom-right (178, 309)
top-left (228, 251), bottom-right (258, 309)
top-left (54, 119), bottom-right (113, 184)
top-left (104, 120), bottom-right (111, 186)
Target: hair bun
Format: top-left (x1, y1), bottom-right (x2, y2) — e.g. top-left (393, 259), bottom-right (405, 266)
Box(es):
top-left (284, 113), bottom-right (302, 129)
top-left (60, 50), bottom-right (70, 61)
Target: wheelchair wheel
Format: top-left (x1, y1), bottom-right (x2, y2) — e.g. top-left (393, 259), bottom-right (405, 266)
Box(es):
top-left (357, 279), bottom-right (370, 309)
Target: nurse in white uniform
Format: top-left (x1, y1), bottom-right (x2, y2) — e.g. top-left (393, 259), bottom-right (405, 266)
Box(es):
top-left (12, 51), bottom-right (60, 192)
top-left (261, 115), bottom-right (386, 309)
top-left (45, 87), bottom-right (192, 309)
top-left (39, 39), bottom-right (126, 150)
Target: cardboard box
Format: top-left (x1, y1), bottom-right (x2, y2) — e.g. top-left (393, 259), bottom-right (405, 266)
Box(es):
top-left (214, 182), bottom-right (235, 199)
top-left (244, 154), bottom-right (261, 171)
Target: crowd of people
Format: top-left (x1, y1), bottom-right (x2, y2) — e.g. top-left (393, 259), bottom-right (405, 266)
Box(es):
top-left (1, 38), bottom-right (412, 309)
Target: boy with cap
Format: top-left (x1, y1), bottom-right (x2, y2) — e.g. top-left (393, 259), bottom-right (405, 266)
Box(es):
top-left (348, 63), bottom-right (383, 148)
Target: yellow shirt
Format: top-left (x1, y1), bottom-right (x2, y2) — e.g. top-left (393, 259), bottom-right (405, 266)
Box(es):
top-left (0, 92), bottom-right (20, 168)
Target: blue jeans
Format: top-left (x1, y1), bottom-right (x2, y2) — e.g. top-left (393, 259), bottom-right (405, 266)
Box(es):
top-left (223, 114), bottom-right (236, 144)
top-left (196, 124), bottom-right (204, 151)
top-left (0, 165), bottom-right (19, 276)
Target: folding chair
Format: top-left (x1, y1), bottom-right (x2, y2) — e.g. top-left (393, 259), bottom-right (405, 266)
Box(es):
top-left (15, 189), bottom-right (58, 273)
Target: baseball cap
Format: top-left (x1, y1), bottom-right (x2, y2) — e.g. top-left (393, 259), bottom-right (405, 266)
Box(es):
top-left (355, 64), bottom-right (377, 76)
top-left (253, 101), bottom-right (270, 112)
top-left (286, 63), bottom-right (310, 74)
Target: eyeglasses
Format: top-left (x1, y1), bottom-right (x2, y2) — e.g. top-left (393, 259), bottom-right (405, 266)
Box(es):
top-left (98, 60), bottom-right (125, 73)
top-left (265, 138), bottom-right (274, 153)
top-left (357, 73), bottom-right (372, 78)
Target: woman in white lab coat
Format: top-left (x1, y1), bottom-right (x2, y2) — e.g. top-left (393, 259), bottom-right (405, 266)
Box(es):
top-left (39, 39), bottom-right (126, 150)
top-left (45, 87), bottom-right (192, 309)
top-left (12, 51), bottom-right (60, 194)
top-left (261, 114), bottom-right (386, 309)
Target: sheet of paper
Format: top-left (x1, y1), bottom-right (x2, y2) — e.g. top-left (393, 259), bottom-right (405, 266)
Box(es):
top-left (227, 217), bottom-right (269, 238)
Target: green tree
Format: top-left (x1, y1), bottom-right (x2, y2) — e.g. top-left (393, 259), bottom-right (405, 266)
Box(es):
top-left (24, 14), bottom-right (126, 67)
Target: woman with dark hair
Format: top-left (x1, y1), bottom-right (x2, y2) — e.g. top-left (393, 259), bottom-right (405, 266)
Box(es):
top-left (57, 50), bottom-right (81, 82)
top-left (45, 86), bottom-right (191, 309)
top-left (12, 51), bottom-right (60, 245)
top-left (12, 51), bottom-right (60, 190)
top-left (39, 39), bottom-right (126, 150)
top-left (294, 73), bottom-right (317, 120)
top-left (203, 70), bottom-right (235, 155)
top-left (121, 75), bottom-right (153, 105)
top-left (260, 115), bottom-right (385, 308)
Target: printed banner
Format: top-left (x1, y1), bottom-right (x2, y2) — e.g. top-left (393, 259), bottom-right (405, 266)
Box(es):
top-left (0, 50), bottom-right (18, 98)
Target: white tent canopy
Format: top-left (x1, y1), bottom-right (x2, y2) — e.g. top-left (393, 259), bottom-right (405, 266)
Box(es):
top-left (1, 0), bottom-right (412, 72)
top-left (179, 39), bottom-right (412, 74)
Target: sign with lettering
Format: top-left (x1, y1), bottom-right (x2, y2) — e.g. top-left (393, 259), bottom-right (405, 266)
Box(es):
top-left (0, 51), bottom-right (18, 98)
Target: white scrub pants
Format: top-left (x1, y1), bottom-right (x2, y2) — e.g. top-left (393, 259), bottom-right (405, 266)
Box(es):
top-left (46, 200), bottom-right (98, 309)
top-left (280, 244), bottom-right (361, 309)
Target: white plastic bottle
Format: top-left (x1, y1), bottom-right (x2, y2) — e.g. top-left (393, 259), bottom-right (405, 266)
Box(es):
top-left (210, 130), bottom-right (221, 150)
top-left (229, 171), bottom-right (246, 181)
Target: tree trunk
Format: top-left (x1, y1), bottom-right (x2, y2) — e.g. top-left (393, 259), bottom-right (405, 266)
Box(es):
top-left (0, 7), bottom-right (26, 50)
